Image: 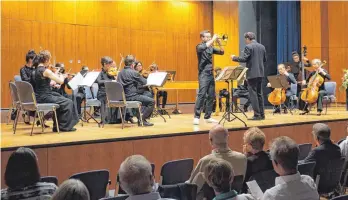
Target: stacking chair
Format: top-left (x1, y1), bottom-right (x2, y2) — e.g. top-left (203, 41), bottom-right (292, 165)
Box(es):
top-left (160, 158), bottom-right (194, 185)
top-left (100, 195), bottom-right (128, 200)
top-left (40, 176), bottom-right (58, 185)
top-left (104, 81), bottom-right (143, 128)
top-left (14, 81), bottom-right (60, 135)
top-left (298, 161), bottom-right (316, 179)
top-left (317, 157), bottom-right (345, 195)
top-left (158, 183), bottom-right (197, 200)
top-left (7, 82), bottom-right (21, 126)
top-left (84, 83), bottom-right (102, 127)
top-left (323, 82), bottom-right (338, 114)
top-left (298, 143), bottom-right (313, 160)
top-left (249, 169), bottom-right (279, 192)
top-left (70, 169), bottom-right (110, 200)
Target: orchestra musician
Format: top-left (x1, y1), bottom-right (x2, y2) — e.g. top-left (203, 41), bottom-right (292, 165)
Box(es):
top-left (193, 30), bottom-right (224, 125)
top-left (267, 64), bottom-right (297, 114)
top-left (134, 61), bottom-right (153, 98)
top-left (51, 63), bottom-right (70, 99)
top-left (300, 59), bottom-right (331, 116)
top-left (117, 55), bottom-right (155, 127)
top-left (149, 63), bottom-right (168, 110)
top-left (289, 51), bottom-right (312, 97)
top-left (232, 32), bottom-right (267, 120)
top-left (32, 50), bottom-right (78, 132)
top-left (75, 66), bottom-right (89, 117)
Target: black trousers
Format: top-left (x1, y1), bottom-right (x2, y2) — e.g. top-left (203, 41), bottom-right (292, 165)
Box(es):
top-left (300, 90), bottom-right (327, 112)
top-left (194, 72), bottom-right (215, 119)
top-left (75, 92), bottom-right (85, 115)
top-left (247, 77), bottom-right (265, 117)
top-left (127, 94), bottom-right (154, 120)
top-left (157, 91), bottom-right (168, 108)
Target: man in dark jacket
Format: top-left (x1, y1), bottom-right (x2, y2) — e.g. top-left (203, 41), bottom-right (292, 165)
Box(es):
top-left (232, 32), bottom-right (267, 120)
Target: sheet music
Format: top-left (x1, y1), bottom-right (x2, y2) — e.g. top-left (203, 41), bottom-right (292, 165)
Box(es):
top-left (246, 180), bottom-right (264, 200)
top-left (80, 72), bottom-right (100, 87)
top-left (146, 72), bottom-right (168, 87)
top-left (67, 72), bottom-right (84, 90)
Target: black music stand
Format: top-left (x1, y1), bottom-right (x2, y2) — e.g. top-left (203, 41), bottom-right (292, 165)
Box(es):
top-left (216, 66), bottom-right (247, 127)
top-left (267, 75), bottom-right (292, 115)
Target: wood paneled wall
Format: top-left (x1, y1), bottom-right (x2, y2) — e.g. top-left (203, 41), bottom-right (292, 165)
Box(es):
top-left (1, 120), bottom-right (347, 188)
top-left (301, 1), bottom-right (348, 102)
top-left (1, 1), bottom-right (219, 108)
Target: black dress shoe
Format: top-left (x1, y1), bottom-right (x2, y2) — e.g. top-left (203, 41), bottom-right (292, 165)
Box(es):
top-left (243, 106), bottom-right (249, 112)
top-left (300, 110), bottom-right (309, 115)
top-left (283, 108), bottom-right (288, 114)
top-left (248, 116), bottom-right (263, 121)
top-left (138, 120), bottom-right (154, 127)
top-left (273, 109), bottom-right (281, 114)
top-left (317, 111), bottom-right (322, 116)
top-left (36, 121), bottom-right (50, 128)
top-left (53, 127), bottom-right (77, 132)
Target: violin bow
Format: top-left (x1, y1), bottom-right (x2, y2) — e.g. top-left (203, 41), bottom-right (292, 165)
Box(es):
top-left (118, 53), bottom-right (125, 71)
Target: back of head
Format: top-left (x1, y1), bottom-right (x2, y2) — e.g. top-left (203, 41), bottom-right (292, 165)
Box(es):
top-left (244, 32), bottom-right (256, 41)
top-left (119, 155), bottom-right (153, 195)
top-left (5, 147), bottom-right (41, 189)
top-left (270, 136), bottom-right (299, 172)
top-left (33, 50), bottom-right (51, 67)
top-left (313, 123), bottom-right (331, 141)
top-left (124, 55), bottom-right (135, 67)
top-left (26, 49), bottom-right (36, 62)
top-left (51, 179), bottom-right (90, 200)
top-left (243, 127), bottom-right (265, 151)
top-left (204, 157), bottom-right (234, 193)
top-left (209, 125), bottom-right (229, 149)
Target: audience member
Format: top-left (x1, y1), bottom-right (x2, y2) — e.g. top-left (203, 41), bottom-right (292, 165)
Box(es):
top-left (338, 122), bottom-right (348, 160)
top-left (188, 125), bottom-right (247, 192)
top-left (119, 155), bottom-right (171, 200)
top-left (262, 136), bottom-right (319, 200)
top-left (1, 147), bottom-right (57, 200)
top-left (242, 127), bottom-right (272, 190)
top-left (51, 179), bottom-right (90, 200)
top-left (204, 158), bottom-right (254, 200)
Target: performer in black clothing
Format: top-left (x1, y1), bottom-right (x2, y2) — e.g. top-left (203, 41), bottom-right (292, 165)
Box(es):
top-left (266, 64), bottom-right (297, 113)
top-left (117, 55), bottom-right (154, 127)
top-left (75, 66), bottom-right (89, 117)
top-left (300, 59), bottom-right (331, 116)
top-left (232, 32), bottom-right (267, 120)
top-left (51, 63), bottom-right (69, 98)
top-left (289, 52), bottom-right (312, 96)
top-left (134, 61), bottom-right (153, 98)
top-left (33, 50), bottom-right (78, 132)
top-left (233, 82), bottom-right (251, 112)
top-left (20, 50), bottom-right (36, 83)
top-left (193, 30), bottom-right (224, 125)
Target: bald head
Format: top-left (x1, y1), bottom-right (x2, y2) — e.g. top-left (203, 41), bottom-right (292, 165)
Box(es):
top-left (209, 125), bottom-right (229, 148)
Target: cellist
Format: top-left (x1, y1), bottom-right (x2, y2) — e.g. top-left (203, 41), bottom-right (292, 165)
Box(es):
top-left (267, 64), bottom-right (296, 114)
top-left (300, 59), bottom-right (331, 116)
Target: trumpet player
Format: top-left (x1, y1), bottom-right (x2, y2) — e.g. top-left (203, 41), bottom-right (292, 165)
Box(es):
top-left (193, 30), bottom-right (224, 125)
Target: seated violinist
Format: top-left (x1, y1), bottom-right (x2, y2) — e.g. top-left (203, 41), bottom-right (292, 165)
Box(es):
top-left (117, 55), bottom-right (155, 127)
top-left (267, 64), bottom-right (296, 114)
top-left (134, 61), bottom-right (153, 98)
top-left (149, 63), bottom-right (168, 110)
top-left (300, 59), bottom-right (331, 116)
top-left (51, 63), bottom-right (70, 99)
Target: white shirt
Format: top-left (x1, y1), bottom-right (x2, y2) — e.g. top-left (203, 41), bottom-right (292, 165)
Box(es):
top-left (261, 172), bottom-right (319, 200)
top-left (339, 136), bottom-right (348, 160)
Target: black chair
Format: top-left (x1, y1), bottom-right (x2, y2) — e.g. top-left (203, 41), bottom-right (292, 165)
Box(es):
top-left (332, 194), bottom-right (348, 200)
top-left (100, 195), bottom-right (129, 200)
top-left (117, 163), bottom-right (155, 195)
top-left (298, 143), bottom-right (313, 160)
top-left (317, 157), bottom-right (345, 195)
top-left (298, 161), bottom-right (316, 179)
top-left (158, 183), bottom-right (197, 200)
top-left (40, 176), bottom-right (58, 185)
top-left (70, 169), bottom-right (110, 200)
top-left (160, 158), bottom-right (194, 185)
top-left (249, 169), bottom-right (279, 192)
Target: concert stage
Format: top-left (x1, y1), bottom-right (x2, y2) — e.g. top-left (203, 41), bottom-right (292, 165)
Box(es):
top-left (1, 107), bottom-right (348, 188)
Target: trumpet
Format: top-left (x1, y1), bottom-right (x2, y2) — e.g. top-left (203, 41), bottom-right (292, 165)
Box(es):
top-left (214, 34), bottom-right (228, 46)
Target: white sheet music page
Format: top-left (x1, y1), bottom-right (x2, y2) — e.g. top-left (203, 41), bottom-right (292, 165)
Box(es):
top-left (80, 71), bottom-right (100, 87)
top-left (246, 180), bottom-right (264, 200)
top-left (68, 72), bottom-right (84, 90)
top-left (146, 72), bottom-right (168, 87)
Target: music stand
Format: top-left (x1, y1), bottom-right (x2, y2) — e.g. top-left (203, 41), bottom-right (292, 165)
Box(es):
top-left (267, 75), bottom-right (292, 115)
top-left (216, 66), bottom-right (247, 127)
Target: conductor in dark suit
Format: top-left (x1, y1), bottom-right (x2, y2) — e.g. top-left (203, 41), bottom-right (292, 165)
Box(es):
top-left (231, 32), bottom-right (267, 120)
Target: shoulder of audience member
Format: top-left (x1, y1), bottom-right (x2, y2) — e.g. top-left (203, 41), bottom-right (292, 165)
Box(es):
top-left (300, 174), bottom-right (317, 189)
top-left (231, 150), bottom-right (247, 159)
top-left (236, 193), bottom-right (255, 200)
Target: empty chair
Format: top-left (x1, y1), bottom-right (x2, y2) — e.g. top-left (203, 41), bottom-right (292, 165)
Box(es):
top-left (298, 143), bottom-right (313, 160)
top-left (40, 176), bottom-right (58, 185)
top-left (248, 169), bottom-right (279, 192)
top-left (14, 75), bottom-right (22, 81)
top-left (323, 82), bottom-right (337, 114)
top-left (158, 183), bottom-right (197, 200)
top-left (105, 81), bottom-right (143, 128)
top-left (317, 157), bottom-right (345, 194)
top-left (332, 194), bottom-right (348, 200)
top-left (7, 82), bottom-right (21, 126)
top-left (298, 161), bottom-right (316, 179)
top-left (70, 169), bottom-right (110, 200)
top-left (160, 158), bottom-right (194, 185)
top-left (15, 81), bottom-right (60, 135)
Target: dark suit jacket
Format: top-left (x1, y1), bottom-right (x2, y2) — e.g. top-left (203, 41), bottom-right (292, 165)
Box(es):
top-left (303, 140), bottom-right (342, 178)
top-left (232, 40), bottom-right (267, 80)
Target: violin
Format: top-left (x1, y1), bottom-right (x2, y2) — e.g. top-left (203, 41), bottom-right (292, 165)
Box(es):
top-left (140, 69), bottom-right (150, 78)
top-left (107, 67), bottom-right (118, 77)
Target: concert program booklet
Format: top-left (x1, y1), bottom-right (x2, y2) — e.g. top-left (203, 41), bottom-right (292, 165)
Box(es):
top-left (145, 72), bottom-right (168, 87)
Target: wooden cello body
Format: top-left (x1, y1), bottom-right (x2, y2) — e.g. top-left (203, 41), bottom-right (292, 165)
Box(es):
top-left (300, 71), bottom-right (324, 104)
top-left (268, 88), bottom-right (286, 106)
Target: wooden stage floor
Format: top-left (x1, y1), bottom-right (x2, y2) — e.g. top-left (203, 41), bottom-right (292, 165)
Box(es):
top-left (1, 108), bottom-right (347, 150)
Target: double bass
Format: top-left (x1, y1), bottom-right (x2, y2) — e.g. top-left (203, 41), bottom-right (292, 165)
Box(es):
top-left (300, 61), bottom-right (326, 104)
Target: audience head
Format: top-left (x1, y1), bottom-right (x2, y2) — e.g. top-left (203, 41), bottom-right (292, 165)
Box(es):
top-left (244, 32), bottom-right (256, 44)
top-left (209, 125), bottom-right (229, 149)
top-left (119, 155), bottom-right (154, 195)
top-left (243, 127), bottom-right (266, 155)
top-left (134, 61), bottom-right (143, 72)
top-left (100, 56), bottom-right (113, 70)
top-left (25, 49), bottom-right (36, 66)
top-left (200, 30), bottom-right (211, 42)
top-left (312, 123), bottom-right (331, 144)
top-left (311, 58), bottom-right (322, 70)
top-left (292, 51), bottom-right (300, 62)
top-left (204, 157), bottom-right (234, 194)
top-left (5, 147), bottom-right (41, 189)
top-left (51, 179), bottom-right (90, 200)
top-left (270, 136), bottom-right (299, 176)
top-left (124, 55), bottom-right (135, 68)
top-left (33, 50), bottom-right (51, 67)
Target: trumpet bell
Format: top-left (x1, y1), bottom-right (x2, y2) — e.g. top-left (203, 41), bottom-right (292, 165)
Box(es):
top-left (221, 34), bottom-right (228, 41)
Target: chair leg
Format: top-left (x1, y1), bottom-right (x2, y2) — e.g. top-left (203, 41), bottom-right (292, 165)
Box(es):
top-left (13, 108), bottom-right (20, 134)
top-left (7, 107), bottom-right (13, 125)
top-left (138, 106), bottom-right (144, 126)
top-left (123, 107), bottom-right (127, 126)
top-left (53, 108), bottom-right (60, 133)
top-left (30, 111), bottom-right (37, 136)
top-left (119, 107), bottom-right (124, 129)
top-left (38, 111), bottom-right (44, 133)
